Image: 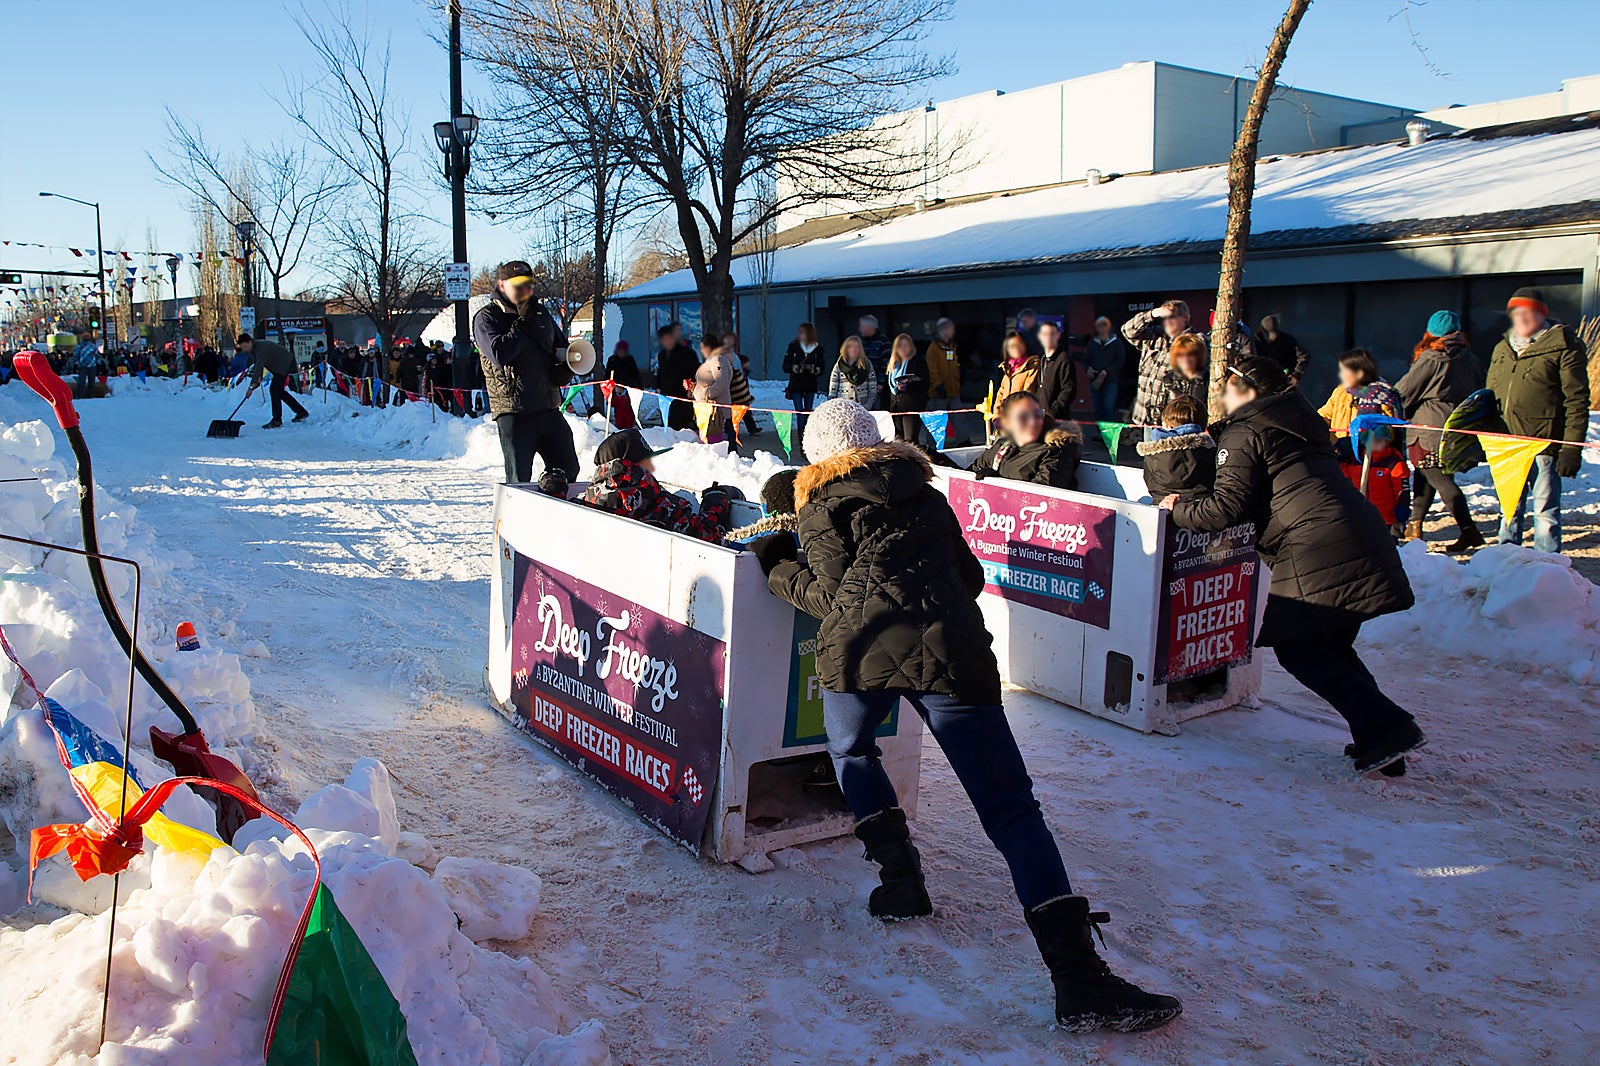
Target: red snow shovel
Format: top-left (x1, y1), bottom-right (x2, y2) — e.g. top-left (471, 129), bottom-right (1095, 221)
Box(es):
top-left (12, 352), bottom-right (261, 842)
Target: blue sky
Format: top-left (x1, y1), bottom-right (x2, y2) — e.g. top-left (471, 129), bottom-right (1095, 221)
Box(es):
top-left (1, 0), bottom-right (1593, 298)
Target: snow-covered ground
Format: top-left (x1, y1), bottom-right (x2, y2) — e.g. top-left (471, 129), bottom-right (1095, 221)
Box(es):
top-left (2, 378), bottom-right (1597, 1064)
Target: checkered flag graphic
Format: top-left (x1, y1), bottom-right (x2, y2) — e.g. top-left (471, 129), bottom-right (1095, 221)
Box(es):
top-left (681, 765), bottom-right (704, 805)
top-left (1088, 581), bottom-right (1107, 600)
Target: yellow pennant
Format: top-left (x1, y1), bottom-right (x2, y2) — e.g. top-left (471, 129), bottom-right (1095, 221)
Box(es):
top-left (1481, 437), bottom-right (1550, 517)
top-left (693, 401), bottom-right (716, 442)
top-left (69, 761), bottom-right (227, 859)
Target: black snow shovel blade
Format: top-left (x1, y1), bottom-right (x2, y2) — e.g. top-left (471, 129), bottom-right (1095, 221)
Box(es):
top-left (12, 352), bottom-right (262, 842)
top-left (207, 394), bottom-right (250, 438)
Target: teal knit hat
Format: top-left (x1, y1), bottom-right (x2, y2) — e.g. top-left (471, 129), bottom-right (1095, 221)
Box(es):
top-left (1426, 310), bottom-right (1461, 337)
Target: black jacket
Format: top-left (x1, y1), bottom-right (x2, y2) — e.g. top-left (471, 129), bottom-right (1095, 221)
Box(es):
top-left (1151, 370), bottom-right (1208, 419)
top-left (767, 441), bottom-right (1001, 705)
top-left (472, 295), bottom-right (570, 416)
top-left (1036, 349), bottom-right (1078, 420)
top-left (1254, 331), bottom-right (1310, 379)
top-left (1084, 335), bottom-right (1126, 379)
top-left (1396, 335), bottom-right (1481, 454)
top-left (783, 340), bottom-right (825, 397)
top-left (657, 342), bottom-right (700, 430)
top-left (605, 351), bottom-right (642, 388)
top-left (973, 422), bottom-right (1082, 491)
top-left (887, 351), bottom-right (930, 413)
top-left (1136, 430), bottom-right (1216, 499)
top-left (246, 340), bottom-right (296, 384)
top-left (1172, 390), bottom-right (1413, 646)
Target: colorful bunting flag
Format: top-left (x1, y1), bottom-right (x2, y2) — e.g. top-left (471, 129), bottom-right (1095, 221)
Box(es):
top-left (729, 405), bottom-right (749, 443)
top-left (1481, 436), bottom-right (1550, 518)
top-left (1098, 421), bottom-right (1130, 458)
top-left (772, 411), bottom-right (794, 457)
top-left (693, 400), bottom-right (716, 442)
top-left (919, 411), bottom-right (949, 449)
top-left (559, 384), bottom-right (584, 412)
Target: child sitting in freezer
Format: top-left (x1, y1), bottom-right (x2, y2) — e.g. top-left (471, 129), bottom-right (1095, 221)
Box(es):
top-left (1136, 396), bottom-right (1216, 501)
top-left (1337, 424), bottom-right (1411, 539)
top-left (582, 429), bottom-right (740, 543)
top-left (726, 468), bottom-right (800, 545)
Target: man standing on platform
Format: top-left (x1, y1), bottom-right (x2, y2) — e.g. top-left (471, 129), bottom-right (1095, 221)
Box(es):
top-left (472, 260), bottom-right (579, 485)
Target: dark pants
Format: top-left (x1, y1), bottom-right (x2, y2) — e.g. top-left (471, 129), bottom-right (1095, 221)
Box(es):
top-left (790, 392), bottom-right (815, 439)
top-left (1272, 621), bottom-right (1415, 750)
top-left (269, 372), bottom-right (308, 423)
top-left (821, 688), bottom-right (1072, 909)
top-left (1412, 466), bottom-right (1475, 535)
top-left (892, 412), bottom-right (935, 448)
top-left (496, 410), bottom-right (579, 485)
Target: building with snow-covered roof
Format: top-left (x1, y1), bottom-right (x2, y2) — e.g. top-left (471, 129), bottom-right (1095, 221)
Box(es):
top-left (774, 62), bottom-right (1415, 232)
top-left (616, 113), bottom-right (1600, 403)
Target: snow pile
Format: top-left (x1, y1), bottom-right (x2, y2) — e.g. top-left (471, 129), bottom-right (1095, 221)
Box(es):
top-left (0, 785), bottom-right (605, 1064)
top-left (1369, 542), bottom-right (1600, 683)
top-left (0, 386), bottom-right (608, 1065)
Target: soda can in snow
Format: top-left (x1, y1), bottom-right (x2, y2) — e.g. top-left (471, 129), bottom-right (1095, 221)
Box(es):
top-left (176, 621), bottom-right (201, 652)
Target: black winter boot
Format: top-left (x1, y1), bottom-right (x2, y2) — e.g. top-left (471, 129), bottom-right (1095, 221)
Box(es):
top-left (853, 808), bottom-right (933, 921)
top-left (1345, 743), bottom-right (1407, 777)
top-left (1445, 525), bottom-right (1485, 553)
top-left (1025, 895), bottom-right (1182, 1034)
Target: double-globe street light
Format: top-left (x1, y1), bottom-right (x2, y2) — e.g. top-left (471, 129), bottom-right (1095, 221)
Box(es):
top-left (436, 0), bottom-right (480, 386)
top-left (38, 191), bottom-right (108, 352)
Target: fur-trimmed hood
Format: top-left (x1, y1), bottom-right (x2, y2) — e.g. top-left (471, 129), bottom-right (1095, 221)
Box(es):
top-left (724, 512), bottom-right (798, 543)
top-left (1136, 431), bottom-right (1217, 457)
top-left (795, 440), bottom-right (932, 510)
top-left (1043, 423), bottom-right (1082, 447)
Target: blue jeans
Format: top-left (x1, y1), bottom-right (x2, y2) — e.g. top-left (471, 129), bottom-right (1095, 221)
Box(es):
top-left (1497, 454), bottom-right (1562, 553)
top-left (791, 392), bottom-right (815, 437)
top-left (1091, 380), bottom-right (1118, 422)
top-left (821, 688), bottom-right (1072, 909)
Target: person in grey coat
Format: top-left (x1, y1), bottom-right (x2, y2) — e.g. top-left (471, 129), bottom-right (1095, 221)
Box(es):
top-left (240, 333), bottom-right (308, 428)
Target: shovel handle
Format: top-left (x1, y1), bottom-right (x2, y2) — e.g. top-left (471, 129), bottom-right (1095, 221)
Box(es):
top-left (13, 352), bottom-right (80, 429)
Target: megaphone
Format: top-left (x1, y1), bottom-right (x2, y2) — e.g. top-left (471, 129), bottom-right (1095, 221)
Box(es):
top-left (565, 338), bottom-right (597, 376)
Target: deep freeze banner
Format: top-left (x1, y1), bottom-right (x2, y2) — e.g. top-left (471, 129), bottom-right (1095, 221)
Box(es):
top-left (1154, 521), bottom-right (1260, 684)
top-left (945, 477), bottom-right (1117, 628)
top-left (510, 553), bottom-right (727, 851)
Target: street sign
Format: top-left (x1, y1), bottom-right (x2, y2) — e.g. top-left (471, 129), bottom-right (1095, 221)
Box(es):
top-left (239, 306), bottom-right (256, 333)
top-left (444, 262), bottom-right (471, 301)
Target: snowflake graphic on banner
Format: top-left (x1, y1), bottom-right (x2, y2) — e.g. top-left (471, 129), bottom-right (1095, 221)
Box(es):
top-left (682, 765), bottom-right (704, 805)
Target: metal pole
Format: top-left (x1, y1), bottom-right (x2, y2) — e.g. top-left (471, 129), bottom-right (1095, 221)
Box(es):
top-left (94, 204), bottom-right (108, 355)
top-left (449, 0), bottom-right (470, 385)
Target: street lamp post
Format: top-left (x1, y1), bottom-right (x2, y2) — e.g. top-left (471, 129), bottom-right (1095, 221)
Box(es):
top-left (39, 191), bottom-right (108, 355)
top-left (165, 255), bottom-right (183, 367)
top-left (436, 0), bottom-right (481, 389)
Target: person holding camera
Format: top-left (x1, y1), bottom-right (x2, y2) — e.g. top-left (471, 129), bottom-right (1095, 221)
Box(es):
top-left (473, 260), bottom-right (579, 484)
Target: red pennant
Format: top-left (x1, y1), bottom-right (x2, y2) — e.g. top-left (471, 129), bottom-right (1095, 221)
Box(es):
top-left (599, 380), bottom-right (616, 401)
top-left (70, 248), bottom-right (83, 257)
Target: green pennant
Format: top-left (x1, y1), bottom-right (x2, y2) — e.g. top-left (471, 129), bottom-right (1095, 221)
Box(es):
top-left (559, 384), bottom-right (584, 412)
top-left (772, 410), bottom-right (794, 457)
top-left (1098, 421), bottom-right (1130, 459)
top-left (268, 884), bottom-right (419, 1066)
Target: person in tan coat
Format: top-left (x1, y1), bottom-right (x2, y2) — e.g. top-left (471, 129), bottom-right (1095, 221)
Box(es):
top-left (925, 318), bottom-right (962, 403)
top-left (991, 332), bottom-right (1040, 434)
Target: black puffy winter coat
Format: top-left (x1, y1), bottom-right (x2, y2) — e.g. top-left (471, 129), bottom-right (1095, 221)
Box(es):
top-left (973, 422), bottom-right (1082, 491)
top-left (1136, 429), bottom-right (1217, 499)
top-left (767, 441), bottom-right (1001, 705)
top-left (1172, 391), bottom-right (1413, 646)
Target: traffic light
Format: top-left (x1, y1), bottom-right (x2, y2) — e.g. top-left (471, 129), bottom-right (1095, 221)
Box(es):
top-left (91, 317), bottom-right (100, 329)
top-left (0, 272), bottom-right (22, 285)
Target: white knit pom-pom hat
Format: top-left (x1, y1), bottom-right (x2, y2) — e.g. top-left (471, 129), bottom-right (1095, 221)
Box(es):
top-left (803, 397), bottom-right (883, 464)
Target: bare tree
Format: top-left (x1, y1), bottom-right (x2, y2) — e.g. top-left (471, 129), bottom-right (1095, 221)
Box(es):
top-left (491, 0), bottom-right (952, 336)
top-left (283, 2), bottom-right (443, 352)
top-left (462, 0), bottom-right (647, 354)
top-left (193, 204), bottom-right (242, 351)
top-left (1208, 0), bottom-right (1312, 419)
top-left (152, 114), bottom-right (344, 346)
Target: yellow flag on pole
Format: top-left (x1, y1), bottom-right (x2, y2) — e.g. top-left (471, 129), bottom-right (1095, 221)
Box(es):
top-left (693, 401), bottom-right (716, 442)
top-left (1481, 437), bottom-right (1550, 517)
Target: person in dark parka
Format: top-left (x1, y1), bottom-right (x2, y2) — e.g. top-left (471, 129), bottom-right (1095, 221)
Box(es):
top-left (1034, 320), bottom-right (1080, 421)
top-left (749, 398), bottom-right (1181, 1035)
top-left (1136, 395), bottom-right (1216, 500)
top-left (1396, 311), bottom-right (1483, 551)
top-left (1162, 358), bottom-right (1424, 776)
top-left (973, 391), bottom-right (1081, 491)
top-left (655, 322), bottom-right (700, 432)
